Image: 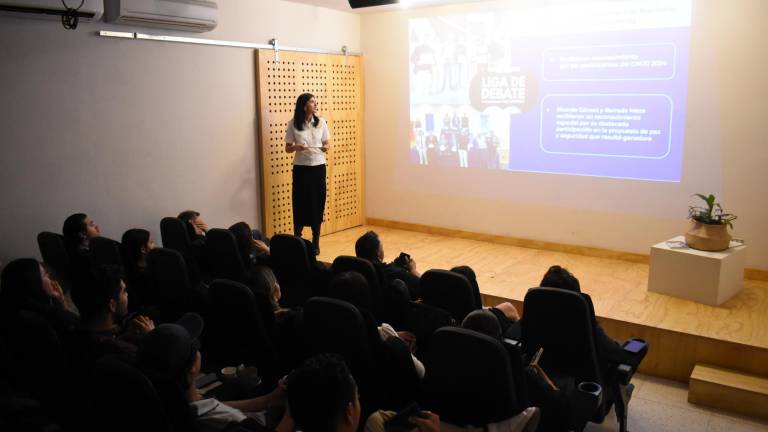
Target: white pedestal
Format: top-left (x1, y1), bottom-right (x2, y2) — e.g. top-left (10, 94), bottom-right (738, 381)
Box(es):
top-left (648, 236), bottom-right (746, 306)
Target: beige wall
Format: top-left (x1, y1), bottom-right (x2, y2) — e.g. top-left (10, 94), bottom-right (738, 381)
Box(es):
top-left (0, 0), bottom-right (360, 265)
top-left (361, 0), bottom-right (768, 269)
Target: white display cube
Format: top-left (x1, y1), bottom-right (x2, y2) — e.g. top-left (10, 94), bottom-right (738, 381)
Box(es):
top-left (648, 236), bottom-right (746, 306)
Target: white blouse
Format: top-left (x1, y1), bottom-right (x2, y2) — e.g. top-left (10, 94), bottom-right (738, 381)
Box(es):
top-left (285, 117), bottom-right (330, 166)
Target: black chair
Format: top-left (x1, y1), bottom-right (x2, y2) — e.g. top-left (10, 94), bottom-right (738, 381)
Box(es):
top-left (37, 231), bottom-right (72, 283)
top-left (522, 287), bottom-right (644, 432)
top-left (422, 327), bottom-right (523, 427)
top-left (2, 311), bottom-right (81, 431)
top-left (205, 228), bottom-right (250, 283)
top-left (302, 297), bottom-right (379, 416)
top-left (146, 248), bottom-right (195, 323)
top-left (420, 269), bottom-right (479, 322)
top-left (90, 236), bottom-right (123, 269)
top-left (89, 356), bottom-right (172, 432)
top-left (160, 217), bottom-right (191, 256)
top-left (206, 279), bottom-right (279, 388)
top-left (270, 234), bottom-right (314, 307)
top-left (379, 279), bottom-right (454, 356)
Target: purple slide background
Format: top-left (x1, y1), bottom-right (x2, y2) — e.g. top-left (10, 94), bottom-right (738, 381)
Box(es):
top-left (508, 27), bottom-right (690, 181)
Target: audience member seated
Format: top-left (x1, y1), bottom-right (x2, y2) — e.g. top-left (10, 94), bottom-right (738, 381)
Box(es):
top-left (136, 316), bottom-right (286, 432)
top-left (178, 209), bottom-right (209, 240)
top-left (62, 213), bottom-right (101, 301)
top-left (355, 230), bottom-right (421, 299)
top-left (0, 258), bottom-right (79, 334)
top-left (229, 221), bottom-right (271, 267)
top-left (251, 265), bottom-right (304, 370)
top-left (121, 228), bottom-right (155, 311)
top-left (450, 265), bottom-right (523, 340)
top-left (329, 271), bottom-right (425, 378)
top-left (72, 265), bottom-right (154, 374)
top-left (540, 266), bottom-right (636, 371)
top-left (285, 353), bottom-right (373, 432)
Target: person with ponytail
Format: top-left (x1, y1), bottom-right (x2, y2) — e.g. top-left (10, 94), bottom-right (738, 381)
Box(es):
top-left (285, 92), bottom-right (330, 255)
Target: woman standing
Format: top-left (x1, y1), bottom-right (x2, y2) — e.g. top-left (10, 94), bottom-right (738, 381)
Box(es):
top-left (285, 93), bottom-right (330, 255)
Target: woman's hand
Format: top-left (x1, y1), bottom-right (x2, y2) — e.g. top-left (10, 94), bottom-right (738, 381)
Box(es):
top-left (410, 411), bottom-right (440, 432)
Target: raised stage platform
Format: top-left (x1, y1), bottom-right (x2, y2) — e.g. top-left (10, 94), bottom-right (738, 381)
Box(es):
top-left (318, 224), bottom-right (768, 383)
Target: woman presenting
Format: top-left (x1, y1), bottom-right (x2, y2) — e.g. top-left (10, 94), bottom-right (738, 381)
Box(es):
top-left (285, 93), bottom-right (330, 255)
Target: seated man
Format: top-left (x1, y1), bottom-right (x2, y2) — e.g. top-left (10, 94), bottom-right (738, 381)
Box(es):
top-left (178, 209), bottom-right (209, 239)
top-left (72, 265), bottom-right (154, 373)
top-left (539, 265), bottom-right (636, 371)
top-left (136, 315), bottom-right (286, 432)
top-left (285, 354), bottom-right (369, 432)
top-left (355, 231), bottom-right (421, 299)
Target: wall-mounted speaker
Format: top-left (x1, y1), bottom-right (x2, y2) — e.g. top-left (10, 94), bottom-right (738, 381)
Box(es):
top-left (348, 0), bottom-right (399, 9)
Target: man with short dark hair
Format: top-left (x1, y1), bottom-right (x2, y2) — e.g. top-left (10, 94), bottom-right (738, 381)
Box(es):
top-left (71, 266), bottom-right (154, 376)
top-left (178, 209), bottom-right (209, 238)
top-left (355, 231), bottom-right (421, 299)
top-left (286, 354), bottom-right (361, 432)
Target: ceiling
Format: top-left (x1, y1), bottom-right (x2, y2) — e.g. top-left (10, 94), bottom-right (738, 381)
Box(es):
top-left (281, 0), bottom-right (488, 14)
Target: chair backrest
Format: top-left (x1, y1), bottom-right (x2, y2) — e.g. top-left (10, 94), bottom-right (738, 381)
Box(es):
top-left (206, 279), bottom-right (279, 387)
top-left (423, 327), bottom-right (520, 426)
top-left (420, 269), bottom-right (478, 322)
top-left (332, 256), bottom-right (383, 303)
top-left (302, 297), bottom-right (378, 412)
top-left (146, 248), bottom-right (192, 323)
top-left (90, 236), bottom-right (123, 269)
top-left (270, 234), bottom-right (313, 307)
top-left (89, 356), bottom-right (172, 432)
top-left (37, 231), bottom-right (72, 280)
top-left (521, 287), bottom-right (601, 383)
top-left (160, 217), bottom-right (191, 256)
top-left (205, 228), bottom-right (248, 282)
top-left (380, 335), bottom-right (421, 410)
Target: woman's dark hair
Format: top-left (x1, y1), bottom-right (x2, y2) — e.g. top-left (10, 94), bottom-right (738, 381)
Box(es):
top-left (293, 92), bottom-right (319, 131)
top-left (540, 265), bottom-right (581, 293)
top-left (287, 354), bottom-right (357, 432)
top-left (0, 258), bottom-right (49, 314)
top-left (121, 229), bottom-right (150, 276)
top-left (251, 265), bottom-right (279, 310)
top-left (462, 309), bottom-right (502, 340)
top-left (355, 231), bottom-right (381, 262)
top-left (62, 213), bottom-right (87, 251)
top-left (328, 271), bottom-right (372, 311)
top-left (228, 221), bottom-right (253, 267)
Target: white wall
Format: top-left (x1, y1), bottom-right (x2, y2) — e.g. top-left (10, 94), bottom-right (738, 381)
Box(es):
top-left (0, 0), bottom-right (360, 265)
top-left (360, 0), bottom-right (768, 269)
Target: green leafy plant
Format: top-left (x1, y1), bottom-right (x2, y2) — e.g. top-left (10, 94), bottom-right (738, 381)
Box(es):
top-left (688, 193), bottom-right (737, 228)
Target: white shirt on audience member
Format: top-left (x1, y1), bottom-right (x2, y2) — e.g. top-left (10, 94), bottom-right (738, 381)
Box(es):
top-left (285, 118), bottom-right (330, 166)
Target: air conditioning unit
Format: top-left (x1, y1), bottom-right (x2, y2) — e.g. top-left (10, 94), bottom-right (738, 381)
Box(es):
top-left (104, 0), bottom-right (218, 32)
top-left (0, 0), bottom-right (103, 21)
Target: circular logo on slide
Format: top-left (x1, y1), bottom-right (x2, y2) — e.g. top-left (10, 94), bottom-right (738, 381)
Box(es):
top-left (469, 70), bottom-right (538, 113)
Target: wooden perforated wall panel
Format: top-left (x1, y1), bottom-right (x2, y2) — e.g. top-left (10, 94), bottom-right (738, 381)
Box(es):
top-left (256, 49), bottom-right (365, 238)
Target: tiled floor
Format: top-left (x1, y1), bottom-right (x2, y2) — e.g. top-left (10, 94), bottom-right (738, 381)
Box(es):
top-left (584, 374), bottom-right (768, 432)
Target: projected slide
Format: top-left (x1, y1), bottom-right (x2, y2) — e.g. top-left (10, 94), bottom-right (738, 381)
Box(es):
top-left (408, 0), bottom-right (691, 182)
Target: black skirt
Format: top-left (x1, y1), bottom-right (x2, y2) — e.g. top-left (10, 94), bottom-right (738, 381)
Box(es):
top-left (292, 164), bottom-right (326, 228)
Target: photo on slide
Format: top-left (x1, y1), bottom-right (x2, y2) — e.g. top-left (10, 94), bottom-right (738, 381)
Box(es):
top-left (408, 0), bottom-right (691, 182)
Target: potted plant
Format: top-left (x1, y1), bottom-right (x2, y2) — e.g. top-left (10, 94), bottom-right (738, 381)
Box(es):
top-left (685, 193), bottom-right (737, 251)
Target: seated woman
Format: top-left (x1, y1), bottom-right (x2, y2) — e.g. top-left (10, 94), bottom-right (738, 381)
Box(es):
top-left (0, 258), bottom-right (79, 333)
top-left (229, 221), bottom-right (271, 268)
top-left (328, 271), bottom-right (424, 379)
top-left (451, 265), bottom-right (522, 340)
top-left (62, 213), bottom-right (101, 306)
top-left (120, 228), bottom-right (155, 311)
